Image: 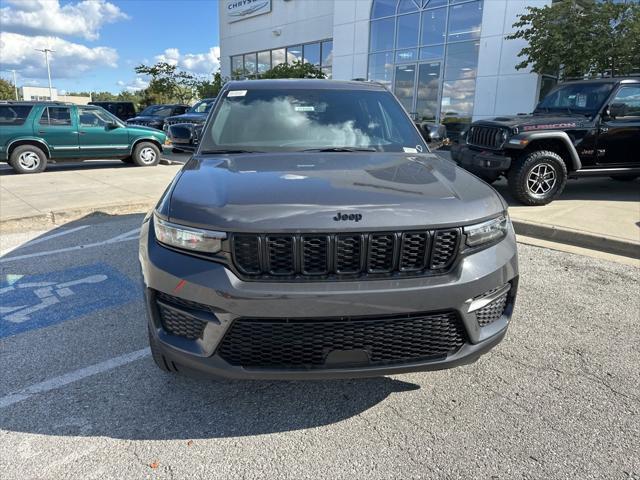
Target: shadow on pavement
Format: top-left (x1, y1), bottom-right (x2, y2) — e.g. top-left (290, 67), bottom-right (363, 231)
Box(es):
top-left (0, 160), bottom-right (132, 175)
top-left (1, 213), bottom-right (421, 440)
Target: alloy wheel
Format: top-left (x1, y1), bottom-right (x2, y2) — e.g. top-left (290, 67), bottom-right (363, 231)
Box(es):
top-left (526, 163), bottom-right (556, 197)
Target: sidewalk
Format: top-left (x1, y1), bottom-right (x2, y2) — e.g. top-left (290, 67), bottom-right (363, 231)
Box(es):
top-left (0, 162), bottom-right (182, 228)
top-left (1, 158), bottom-right (638, 258)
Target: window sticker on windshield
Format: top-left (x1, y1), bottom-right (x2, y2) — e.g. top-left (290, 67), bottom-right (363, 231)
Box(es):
top-left (228, 90), bottom-right (247, 97)
top-left (575, 94), bottom-right (587, 108)
top-left (294, 106), bottom-right (315, 112)
top-left (403, 147), bottom-right (418, 153)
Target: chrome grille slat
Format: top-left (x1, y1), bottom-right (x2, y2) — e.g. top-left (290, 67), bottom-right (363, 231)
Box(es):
top-left (231, 229), bottom-right (460, 280)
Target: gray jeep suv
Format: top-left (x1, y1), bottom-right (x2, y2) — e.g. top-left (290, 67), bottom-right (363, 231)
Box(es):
top-left (139, 79), bottom-right (519, 379)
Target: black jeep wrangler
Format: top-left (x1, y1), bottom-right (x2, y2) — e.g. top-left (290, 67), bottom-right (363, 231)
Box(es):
top-left (452, 77), bottom-right (640, 205)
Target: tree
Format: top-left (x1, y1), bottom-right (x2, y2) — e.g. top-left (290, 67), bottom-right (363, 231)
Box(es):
top-left (197, 72), bottom-right (225, 98)
top-left (135, 62), bottom-right (198, 105)
top-left (507, 0), bottom-right (640, 80)
top-left (0, 78), bottom-right (17, 100)
top-left (260, 61), bottom-right (325, 79)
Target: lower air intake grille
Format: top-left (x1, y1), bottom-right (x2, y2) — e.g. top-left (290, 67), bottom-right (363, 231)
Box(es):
top-left (217, 312), bottom-right (466, 369)
top-left (156, 291), bottom-right (208, 340)
top-left (475, 291), bottom-right (509, 327)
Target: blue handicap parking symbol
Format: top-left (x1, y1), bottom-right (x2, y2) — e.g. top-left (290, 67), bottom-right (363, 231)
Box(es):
top-left (1, 263), bottom-right (139, 338)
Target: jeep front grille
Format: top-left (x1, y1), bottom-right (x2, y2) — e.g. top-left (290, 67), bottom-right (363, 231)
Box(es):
top-left (467, 126), bottom-right (507, 150)
top-left (231, 229), bottom-right (460, 280)
top-left (217, 311), bottom-right (466, 368)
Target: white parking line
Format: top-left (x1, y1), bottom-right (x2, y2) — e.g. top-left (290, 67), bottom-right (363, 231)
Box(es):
top-left (0, 348), bottom-right (150, 409)
top-left (0, 227), bottom-right (141, 263)
top-left (0, 225), bottom-right (89, 257)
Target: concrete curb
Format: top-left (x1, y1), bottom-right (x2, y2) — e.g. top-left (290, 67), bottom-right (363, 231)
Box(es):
top-left (0, 201), bottom-right (155, 233)
top-left (512, 219), bottom-right (639, 260)
top-left (2, 203), bottom-right (638, 260)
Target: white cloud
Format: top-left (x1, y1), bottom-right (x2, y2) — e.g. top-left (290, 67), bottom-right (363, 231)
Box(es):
top-left (154, 47), bottom-right (220, 75)
top-left (117, 77), bottom-right (149, 92)
top-left (0, 32), bottom-right (118, 79)
top-left (0, 0), bottom-right (128, 41)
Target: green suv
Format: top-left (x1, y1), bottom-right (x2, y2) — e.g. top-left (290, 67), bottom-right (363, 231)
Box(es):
top-left (0, 102), bottom-right (167, 174)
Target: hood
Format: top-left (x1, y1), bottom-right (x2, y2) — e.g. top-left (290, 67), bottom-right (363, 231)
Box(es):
top-left (166, 152), bottom-right (506, 232)
top-left (476, 113), bottom-right (588, 132)
top-left (126, 124), bottom-right (166, 135)
top-left (165, 112), bottom-right (206, 123)
top-left (127, 115), bottom-right (165, 123)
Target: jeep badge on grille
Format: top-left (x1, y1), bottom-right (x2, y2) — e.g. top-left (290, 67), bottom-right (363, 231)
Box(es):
top-left (333, 212), bottom-right (362, 222)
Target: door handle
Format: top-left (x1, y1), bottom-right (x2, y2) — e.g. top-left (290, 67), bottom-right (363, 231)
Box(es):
top-left (78, 131), bottom-right (86, 135)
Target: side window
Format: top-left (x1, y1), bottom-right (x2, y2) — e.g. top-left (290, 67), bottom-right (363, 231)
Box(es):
top-left (39, 107), bottom-right (72, 126)
top-left (611, 86), bottom-right (640, 117)
top-left (78, 108), bottom-right (110, 127)
top-left (174, 106), bottom-right (188, 115)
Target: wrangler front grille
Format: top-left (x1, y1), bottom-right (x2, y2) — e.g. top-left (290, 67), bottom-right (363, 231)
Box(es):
top-left (217, 311), bottom-right (466, 369)
top-left (467, 126), bottom-right (507, 150)
top-left (231, 229), bottom-right (460, 280)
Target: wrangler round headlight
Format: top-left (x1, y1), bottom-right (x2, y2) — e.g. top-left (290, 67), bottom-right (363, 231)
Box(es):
top-left (464, 215), bottom-right (509, 247)
top-left (154, 214), bottom-right (226, 253)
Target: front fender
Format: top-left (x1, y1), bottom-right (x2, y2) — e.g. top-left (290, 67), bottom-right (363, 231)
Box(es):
top-left (506, 131), bottom-right (581, 170)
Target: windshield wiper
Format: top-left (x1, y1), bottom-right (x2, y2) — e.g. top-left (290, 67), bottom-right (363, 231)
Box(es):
top-left (199, 149), bottom-right (263, 154)
top-left (302, 147), bottom-right (377, 152)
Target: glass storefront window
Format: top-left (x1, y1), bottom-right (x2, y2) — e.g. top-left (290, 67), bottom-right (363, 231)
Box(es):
top-left (322, 40), bottom-right (333, 66)
top-left (287, 45), bottom-right (303, 63)
top-left (447, 0), bottom-right (483, 42)
top-left (444, 41), bottom-right (480, 80)
top-left (303, 43), bottom-right (321, 65)
top-left (397, 0), bottom-right (419, 14)
top-left (368, 51), bottom-right (394, 87)
top-left (372, 0), bottom-right (396, 18)
top-left (370, 17), bottom-right (395, 52)
top-left (424, 0), bottom-right (447, 8)
top-left (272, 48), bottom-right (286, 67)
top-left (419, 45), bottom-right (444, 61)
top-left (395, 49), bottom-right (418, 63)
top-left (257, 51), bottom-right (271, 74)
top-left (420, 7), bottom-right (446, 46)
top-left (322, 66), bottom-right (333, 79)
top-left (368, 0), bottom-right (483, 128)
top-left (244, 53), bottom-right (257, 75)
top-left (231, 55), bottom-right (243, 78)
top-left (396, 13), bottom-right (420, 49)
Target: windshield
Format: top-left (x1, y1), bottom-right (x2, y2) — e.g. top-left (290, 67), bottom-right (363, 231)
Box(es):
top-left (535, 82), bottom-right (613, 115)
top-left (189, 99), bottom-right (215, 113)
top-left (201, 88), bottom-right (426, 153)
top-left (140, 105), bottom-right (174, 117)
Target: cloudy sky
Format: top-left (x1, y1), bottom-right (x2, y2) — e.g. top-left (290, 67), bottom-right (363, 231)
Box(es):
top-left (0, 0), bottom-right (220, 94)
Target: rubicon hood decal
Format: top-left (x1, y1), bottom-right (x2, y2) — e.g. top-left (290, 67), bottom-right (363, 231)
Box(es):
top-left (523, 122), bottom-right (578, 131)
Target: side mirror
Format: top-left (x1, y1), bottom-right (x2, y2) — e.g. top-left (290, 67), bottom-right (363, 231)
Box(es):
top-left (106, 122), bottom-right (120, 130)
top-left (606, 103), bottom-right (627, 119)
top-left (415, 122), bottom-right (447, 150)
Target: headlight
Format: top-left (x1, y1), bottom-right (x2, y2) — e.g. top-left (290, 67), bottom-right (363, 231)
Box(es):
top-left (154, 214), bottom-right (226, 253)
top-left (463, 215), bottom-right (509, 247)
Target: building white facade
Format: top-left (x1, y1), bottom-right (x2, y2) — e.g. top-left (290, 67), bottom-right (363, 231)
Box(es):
top-left (19, 86), bottom-right (91, 105)
top-left (219, 0), bottom-right (552, 135)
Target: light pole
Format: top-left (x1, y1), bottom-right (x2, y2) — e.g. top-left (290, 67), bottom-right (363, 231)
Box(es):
top-left (11, 70), bottom-right (18, 100)
top-left (35, 48), bottom-right (55, 100)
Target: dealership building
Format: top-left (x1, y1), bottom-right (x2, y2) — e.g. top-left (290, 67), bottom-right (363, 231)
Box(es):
top-left (219, 0), bottom-right (557, 134)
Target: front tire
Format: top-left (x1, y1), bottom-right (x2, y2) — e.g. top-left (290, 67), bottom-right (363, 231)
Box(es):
top-left (9, 145), bottom-right (48, 174)
top-left (132, 142), bottom-right (160, 167)
top-left (507, 150), bottom-right (567, 206)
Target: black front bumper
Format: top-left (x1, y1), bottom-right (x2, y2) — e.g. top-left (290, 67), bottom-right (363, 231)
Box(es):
top-left (454, 145), bottom-right (512, 180)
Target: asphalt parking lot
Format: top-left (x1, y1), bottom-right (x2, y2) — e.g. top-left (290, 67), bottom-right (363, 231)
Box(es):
top-left (0, 214), bottom-right (639, 479)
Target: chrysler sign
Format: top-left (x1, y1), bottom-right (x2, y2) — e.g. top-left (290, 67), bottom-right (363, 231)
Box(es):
top-left (225, 0), bottom-right (271, 23)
